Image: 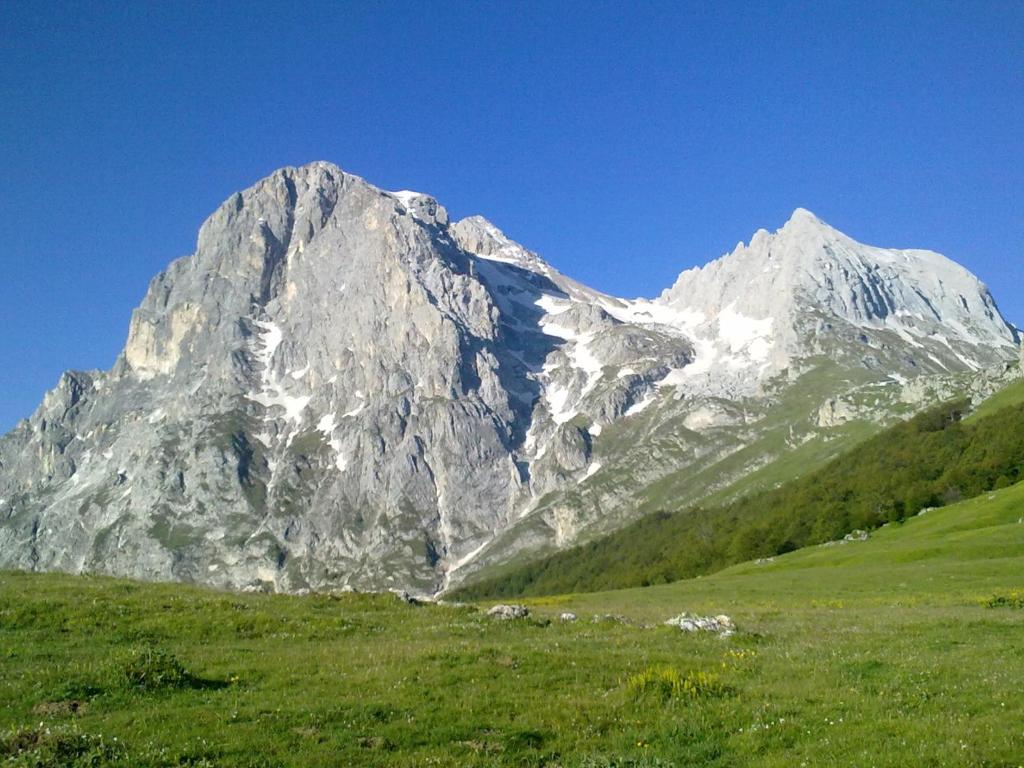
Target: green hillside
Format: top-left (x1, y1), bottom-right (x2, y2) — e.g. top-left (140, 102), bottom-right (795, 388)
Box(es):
top-left (532, 471), bottom-right (1024, 621)
top-left (454, 392), bottom-right (1024, 599)
top-left (3, 478), bottom-right (1024, 766)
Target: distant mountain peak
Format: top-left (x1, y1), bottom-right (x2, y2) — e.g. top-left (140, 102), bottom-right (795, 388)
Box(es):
top-left (762, 207), bottom-right (850, 250)
top-left (784, 206), bottom-right (825, 227)
top-left (659, 209), bottom-right (1017, 375)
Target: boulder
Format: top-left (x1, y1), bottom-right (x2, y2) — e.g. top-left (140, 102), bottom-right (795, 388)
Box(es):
top-left (486, 604), bottom-right (530, 620)
top-left (664, 612), bottom-right (736, 636)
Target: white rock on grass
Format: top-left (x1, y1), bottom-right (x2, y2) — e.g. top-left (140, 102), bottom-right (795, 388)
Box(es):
top-left (559, 612), bottom-right (578, 622)
top-left (665, 612), bottom-right (736, 637)
top-left (486, 604), bottom-right (530, 620)
top-left (823, 528), bottom-right (871, 547)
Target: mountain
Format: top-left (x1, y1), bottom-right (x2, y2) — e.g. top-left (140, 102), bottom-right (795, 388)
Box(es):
top-left (0, 162), bottom-right (1018, 594)
top-left (660, 207), bottom-right (1015, 378)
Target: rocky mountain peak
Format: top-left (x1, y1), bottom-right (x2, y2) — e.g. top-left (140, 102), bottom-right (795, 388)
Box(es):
top-left (387, 189), bottom-right (449, 226)
top-left (450, 215), bottom-right (548, 273)
top-left (782, 205), bottom-right (829, 230)
top-left (658, 209), bottom-right (1017, 376)
top-left (0, 164), bottom-right (1019, 597)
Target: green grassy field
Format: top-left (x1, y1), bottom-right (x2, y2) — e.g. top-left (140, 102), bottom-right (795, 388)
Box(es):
top-left (2, 480), bottom-right (1023, 766)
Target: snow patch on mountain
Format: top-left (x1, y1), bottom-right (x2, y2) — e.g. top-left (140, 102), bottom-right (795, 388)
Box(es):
top-left (248, 320), bottom-right (311, 428)
top-left (717, 305), bottom-right (773, 362)
top-left (624, 390), bottom-right (657, 417)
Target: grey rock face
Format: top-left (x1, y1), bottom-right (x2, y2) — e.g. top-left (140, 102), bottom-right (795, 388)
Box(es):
top-left (0, 163), bottom-right (689, 594)
top-left (0, 165), bottom-right (1019, 595)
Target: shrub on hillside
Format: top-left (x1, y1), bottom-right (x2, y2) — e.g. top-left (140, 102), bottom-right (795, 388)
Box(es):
top-left (122, 647), bottom-right (191, 690)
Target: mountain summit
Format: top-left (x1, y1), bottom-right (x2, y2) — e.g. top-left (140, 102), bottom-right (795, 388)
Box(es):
top-left (659, 207), bottom-right (1017, 380)
top-left (0, 165), bottom-right (1018, 593)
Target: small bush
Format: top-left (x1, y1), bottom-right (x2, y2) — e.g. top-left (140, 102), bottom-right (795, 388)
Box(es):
top-left (984, 590), bottom-right (1024, 609)
top-left (122, 647), bottom-right (191, 690)
top-left (0, 725), bottom-right (126, 766)
top-left (625, 667), bottom-right (728, 701)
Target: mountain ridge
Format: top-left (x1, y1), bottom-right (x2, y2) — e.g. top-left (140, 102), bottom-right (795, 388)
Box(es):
top-left (0, 161), bottom-right (1018, 594)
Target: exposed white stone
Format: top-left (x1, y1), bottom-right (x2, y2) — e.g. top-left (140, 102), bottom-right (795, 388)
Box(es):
top-left (487, 604), bottom-right (530, 620)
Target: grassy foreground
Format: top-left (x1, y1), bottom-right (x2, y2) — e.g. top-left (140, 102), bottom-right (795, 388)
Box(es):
top-left (3, 482), bottom-right (1024, 766)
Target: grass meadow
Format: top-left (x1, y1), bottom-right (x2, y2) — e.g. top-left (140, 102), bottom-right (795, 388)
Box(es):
top-left (2, 481), bottom-right (1023, 766)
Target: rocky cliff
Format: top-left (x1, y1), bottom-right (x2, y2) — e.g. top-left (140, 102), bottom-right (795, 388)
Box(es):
top-left (0, 163), bottom-right (1018, 593)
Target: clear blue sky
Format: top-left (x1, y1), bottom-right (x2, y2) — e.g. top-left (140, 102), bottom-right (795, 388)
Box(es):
top-left (1, 1), bottom-right (1021, 432)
